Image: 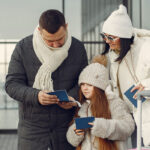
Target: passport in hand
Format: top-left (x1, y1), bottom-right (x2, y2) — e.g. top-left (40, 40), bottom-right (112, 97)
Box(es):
top-left (75, 117), bottom-right (95, 130)
top-left (47, 90), bottom-right (70, 102)
top-left (124, 85), bottom-right (146, 108)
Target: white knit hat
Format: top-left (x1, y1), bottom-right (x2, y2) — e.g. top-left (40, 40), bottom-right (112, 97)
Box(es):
top-left (102, 4), bottom-right (133, 38)
top-left (78, 63), bottom-right (109, 91)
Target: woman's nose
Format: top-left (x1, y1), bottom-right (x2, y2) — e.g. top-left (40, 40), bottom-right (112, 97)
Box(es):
top-left (105, 38), bottom-right (111, 43)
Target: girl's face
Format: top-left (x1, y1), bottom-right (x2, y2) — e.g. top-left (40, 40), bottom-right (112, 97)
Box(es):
top-left (81, 83), bottom-right (94, 99)
top-left (101, 33), bottom-right (121, 50)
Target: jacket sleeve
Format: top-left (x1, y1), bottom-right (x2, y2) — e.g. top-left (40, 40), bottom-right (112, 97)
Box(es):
top-left (5, 41), bottom-right (40, 106)
top-left (66, 123), bottom-right (84, 147)
top-left (68, 43), bottom-right (88, 100)
top-left (91, 99), bottom-right (135, 141)
top-left (140, 72), bottom-right (150, 88)
top-left (136, 40), bottom-right (150, 88)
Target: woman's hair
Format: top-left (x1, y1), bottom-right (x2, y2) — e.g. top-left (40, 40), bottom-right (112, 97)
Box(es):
top-left (76, 86), bottom-right (118, 150)
top-left (101, 36), bottom-right (134, 62)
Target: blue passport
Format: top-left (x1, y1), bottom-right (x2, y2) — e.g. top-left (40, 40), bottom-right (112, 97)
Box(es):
top-left (47, 90), bottom-right (69, 102)
top-left (124, 85), bottom-right (146, 108)
top-left (75, 117), bottom-right (95, 130)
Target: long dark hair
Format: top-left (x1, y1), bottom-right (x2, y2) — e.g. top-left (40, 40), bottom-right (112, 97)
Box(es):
top-left (75, 86), bottom-right (118, 150)
top-left (102, 36), bottom-right (134, 62)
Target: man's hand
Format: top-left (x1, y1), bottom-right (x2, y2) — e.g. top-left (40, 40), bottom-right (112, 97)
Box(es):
top-left (58, 96), bottom-right (78, 109)
top-left (131, 83), bottom-right (145, 99)
top-left (38, 91), bottom-right (59, 105)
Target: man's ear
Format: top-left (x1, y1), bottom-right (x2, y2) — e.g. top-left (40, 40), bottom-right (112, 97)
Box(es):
top-left (38, 27), bottom-right (41, 31)
top-left (38, 27), bottom-right (42, 35)
top-left (65, 23), bottom-right (68, 29)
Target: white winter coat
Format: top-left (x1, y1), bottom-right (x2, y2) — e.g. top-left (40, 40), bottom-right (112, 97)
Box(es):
top-left (108, 28), bottom-right (150, 146)
top-left (66, 85), bottom-right (135, 150)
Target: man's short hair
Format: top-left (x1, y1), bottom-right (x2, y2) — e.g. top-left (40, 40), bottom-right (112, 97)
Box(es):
top-left (39, 9), bottom-right (66, 34)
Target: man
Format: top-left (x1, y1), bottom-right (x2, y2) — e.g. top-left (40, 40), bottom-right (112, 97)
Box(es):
top-left (5, 9), bottom-right (88, 150)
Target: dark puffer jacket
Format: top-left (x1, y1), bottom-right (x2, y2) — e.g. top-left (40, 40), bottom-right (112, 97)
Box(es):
top-left (5, 35), bottom-right (88, 150)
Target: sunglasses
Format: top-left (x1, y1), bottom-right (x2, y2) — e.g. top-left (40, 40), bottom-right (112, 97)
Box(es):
top-left (100, 33), bottom-right (119, 41)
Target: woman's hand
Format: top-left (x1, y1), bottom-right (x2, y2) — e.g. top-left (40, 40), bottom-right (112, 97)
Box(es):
top-left (88, 122), bottom-right (94, 126)
top-left (131, 83), bottom-right (145, 99)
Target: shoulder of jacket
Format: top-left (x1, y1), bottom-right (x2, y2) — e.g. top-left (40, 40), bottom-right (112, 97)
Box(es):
top-left (18, 35), bottom-right (33, 46)
top-left (72, 36), bottom-right (81, 43)
top-left (141, 39), bottom-right (150, 49)
top-left (109, 97), bottom-right (124, 108)
top-left (134, 28), bottom-right (150, 37)
top-left (135, 37), bottom-right (150, 55)
top-left (109, 97), bottom-right (130, 118)
top-left (71, 37), bottom-right (85, 49)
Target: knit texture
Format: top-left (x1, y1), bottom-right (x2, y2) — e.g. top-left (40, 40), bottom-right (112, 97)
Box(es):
top-left (102, 4), bottom-right (133, 38)
top-left (78, 63), bottom-right (109, 91)
top-left (32, 26), bottom-right (71, 91)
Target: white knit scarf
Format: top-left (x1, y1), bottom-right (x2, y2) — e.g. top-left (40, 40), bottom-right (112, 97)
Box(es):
top-left (32, 26), bottom-right (72, 91)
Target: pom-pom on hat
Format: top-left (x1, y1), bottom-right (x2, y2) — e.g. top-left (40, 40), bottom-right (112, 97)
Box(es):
top-left (78, 55), bottom-right (109, 91)
top-left (102, 4), bottom-right (133, 38)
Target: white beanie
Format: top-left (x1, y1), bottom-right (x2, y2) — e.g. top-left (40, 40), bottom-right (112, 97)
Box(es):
top-left (102, 4), bottom-right (133, 38)
top-left (78, 63), bottom-right (109, 91)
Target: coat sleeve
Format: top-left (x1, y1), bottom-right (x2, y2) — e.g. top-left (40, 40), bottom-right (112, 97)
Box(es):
top-left (66, 123), bottom-right (84, 147)
top-left (67, 43), bottom-right (88, 100)
top-left (5, 41), bottom-right (40, 106)
top-left (91, 99), bottom-right (135, 141)
top-left (136, 40), bottom-right (150, 88)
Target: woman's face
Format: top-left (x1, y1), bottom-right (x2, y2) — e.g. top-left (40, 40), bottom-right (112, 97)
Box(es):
top-left (81, 83), bottom-right (94, 99)
top-left (102, 33), bottom-right (121, 50)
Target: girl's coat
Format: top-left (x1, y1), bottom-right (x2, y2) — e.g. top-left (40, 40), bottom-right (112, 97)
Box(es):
top-left (67, 85), bottom-right (135, 150)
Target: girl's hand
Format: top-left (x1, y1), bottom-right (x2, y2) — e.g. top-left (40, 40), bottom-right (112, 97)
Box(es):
top-left (131, 84), bottom-right (145, 99)
top-left (88, 122), bottom-right (94, 127)
top-left (73, 128), bottom-right (85, 136)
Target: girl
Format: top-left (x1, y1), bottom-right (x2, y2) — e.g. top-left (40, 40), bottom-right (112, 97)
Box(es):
top-left (66, 56), bottom-right (135, 150)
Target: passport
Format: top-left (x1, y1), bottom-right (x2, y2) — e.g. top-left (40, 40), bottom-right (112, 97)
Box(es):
top-left (124, 85), bottom-right (146, 108)
top-left (47, 90), bottom-right (69, 102)
top-left (75, 117), bottom-right (95, 130)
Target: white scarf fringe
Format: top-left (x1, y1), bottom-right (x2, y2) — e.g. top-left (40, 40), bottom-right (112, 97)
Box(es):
top-left (32, 26), bottom-right (72, 91)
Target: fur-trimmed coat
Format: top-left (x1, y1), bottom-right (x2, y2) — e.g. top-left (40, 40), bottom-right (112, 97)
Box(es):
top-left (66, 85), bottom-right (135, 150)
top-left (108, 28), bottom-right (150, 146)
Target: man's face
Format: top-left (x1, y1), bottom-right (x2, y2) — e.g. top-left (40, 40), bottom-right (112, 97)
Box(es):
top-left (39, 25), bottom-right (67, 48)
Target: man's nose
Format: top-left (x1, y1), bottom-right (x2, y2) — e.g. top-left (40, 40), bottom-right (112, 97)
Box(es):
top-left (52, 42), bottom-right (59, 48)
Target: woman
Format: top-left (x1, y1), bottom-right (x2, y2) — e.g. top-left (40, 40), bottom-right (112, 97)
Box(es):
top-left (101, 4), bottom-right (150, 146)
top-left (66, 56), bottom-right (134, 150)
